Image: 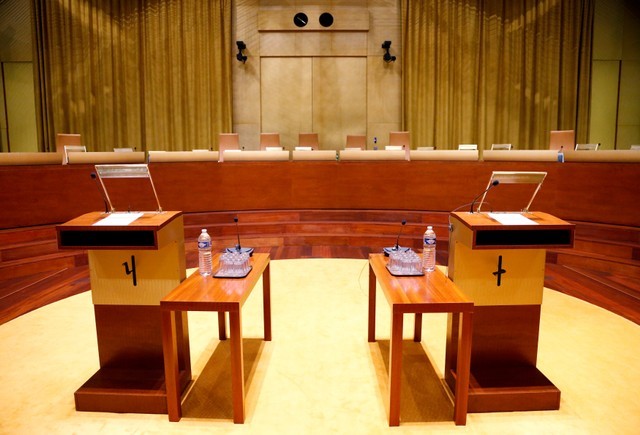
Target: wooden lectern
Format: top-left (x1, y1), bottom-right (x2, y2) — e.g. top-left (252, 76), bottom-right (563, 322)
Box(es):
top-left (57, 211), bottom-right (190, 414)
top-left (445, 211), bottom-right (574, 412)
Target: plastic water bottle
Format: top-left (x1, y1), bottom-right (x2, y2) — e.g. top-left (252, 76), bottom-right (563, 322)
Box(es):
top-left (557, 146), bottom-right (565, 162)
top-left (423, 226), bottom-right (436, 272)
top-left (198, 229), bottom-right (212, 276)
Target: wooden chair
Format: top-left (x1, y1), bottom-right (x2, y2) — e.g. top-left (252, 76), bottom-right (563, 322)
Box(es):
top-left (549, 130), bottom-right (575, 151)
top-left (56, 133), bottom-right (82, 154)
top-left (491, 144), bottom-right (512, 150)
top-left (298, 133), bottom-right (319, 150)
top-left (575, 143), bottom-right (599, 151)
top-left (114, 147), bottom-right (134, 152)
top-left (345, 135), bottom-right (366, 150)
top-left (219, 133), bottom-right (240, 161)
top-left (389, 131), bottom-right (410, 149)
top-left (260, 133), bottom-right (282, 151)
top-left (458, 144), bottom-right (478, 150)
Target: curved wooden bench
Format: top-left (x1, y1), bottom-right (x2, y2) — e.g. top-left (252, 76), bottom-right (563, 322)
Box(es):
top-left (2, 209), bottom-right (638, 325)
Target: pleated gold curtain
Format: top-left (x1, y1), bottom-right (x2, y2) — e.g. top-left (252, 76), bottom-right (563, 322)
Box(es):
top-left (401, 0), bottom-right (593, 150)
top-left (32, 0), bottom-right (232, 152)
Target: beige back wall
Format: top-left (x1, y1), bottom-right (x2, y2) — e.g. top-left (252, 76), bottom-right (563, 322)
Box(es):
top-left (232, 1), bottom-right (402, 150)
top-left (590, 0), bottom-right (640, 150)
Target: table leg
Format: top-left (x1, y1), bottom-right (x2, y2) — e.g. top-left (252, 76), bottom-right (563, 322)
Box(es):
top-left (453, 311), bottom-right (473, 426)
top-left (368, 263), bottom-right (376, 342)
top-left (218, 311), bottom-right (227, 340)
top-left (263, 262), bottom-right (272, 341)
top-left (414, 313), bottom-right (422, 342)
top-left (229, 308), bottom-right (245, 423)
top-left (388, 308), bottom-right (403, 426)
top-left (162, 309), bottom-right (182, 422)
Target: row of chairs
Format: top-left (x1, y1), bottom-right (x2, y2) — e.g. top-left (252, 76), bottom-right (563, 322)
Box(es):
top-left (219, 132), bottom-right (411, 152)
top-left (56, 131), bottom-right (630, 162)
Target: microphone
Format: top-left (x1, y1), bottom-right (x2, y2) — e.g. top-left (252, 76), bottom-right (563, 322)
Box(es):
top-left (383, 219), bottom-right (410, 256)
top-left (469, 180), bottom-right (500, 213)
top-left (90, 172), bottom-right (110, 213)
top-left (225, 216), bottom-right (254, 256)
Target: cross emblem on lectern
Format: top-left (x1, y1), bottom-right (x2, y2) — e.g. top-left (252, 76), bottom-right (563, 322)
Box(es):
top-left (492, 255), bottom-right (507, 286)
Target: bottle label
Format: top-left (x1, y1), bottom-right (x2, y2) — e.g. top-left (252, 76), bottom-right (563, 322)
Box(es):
top-left (198, 241), bottom-right (211, 249)
top-left (424, 237), bottom-right (436, 245)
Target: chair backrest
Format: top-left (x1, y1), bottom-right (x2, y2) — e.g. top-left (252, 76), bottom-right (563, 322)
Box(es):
top-left (260, 133), bottom-right (282, 150)
top-left (385, 145), bottom-right (404, 151)
top-left (417, 146), bottom-right (435, 150)
top-left (458, 144), bottom-right (478, 150)
top-left (219, 133), bottom-right (240, 151)
top-left (575, 143), bottom-right (599, 151)
top-left (218, 133), bottom-right (240, 162)
top-left (345, 134), bottom-right (366, 150)
top-left (298, 133), bottom-right (319, 150)
top-left (549, 130), bottom-right (575, 151)
top-left (491, 143), bottom-right (512, 150)
top-left (389, 131), bottom-right (410, 148)
top-left (630, 145), bottom-right (640, 150)
top-left (56, 133), bottom-right (82, 153)
top-left (63, 145), bottom-right (86, 164)
top-left (114, 147), bottom-right (134, 152)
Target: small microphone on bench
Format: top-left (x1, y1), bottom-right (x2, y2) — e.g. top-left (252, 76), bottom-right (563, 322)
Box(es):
top-left (383, 219), bottom-right (410, 256)
top-left (225, 216), bottom-right (254, 256)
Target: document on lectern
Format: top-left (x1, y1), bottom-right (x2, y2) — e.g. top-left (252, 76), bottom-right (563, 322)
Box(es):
top-left (488, 213), bottom-right (538, 226)
top-left (93, 212), bottom-right (144, 226)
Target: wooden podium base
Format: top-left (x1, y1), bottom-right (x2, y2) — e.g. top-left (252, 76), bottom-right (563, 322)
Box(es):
top-left (73, 304), bottom-right (192, 414)
top-left (445, 305), bottom-right (561, 413)
top-left (446, 365), bottom-right (560, 413)
top-left (75, 367), bottom-right (191, 414)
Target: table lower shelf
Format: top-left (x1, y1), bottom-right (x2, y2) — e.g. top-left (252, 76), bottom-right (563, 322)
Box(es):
top-left (75, 367), bottom-right (191, 414)
top-left (446, 365), bottom-right (560, 413)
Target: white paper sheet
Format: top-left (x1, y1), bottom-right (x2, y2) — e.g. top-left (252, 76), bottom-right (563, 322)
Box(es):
top-left (488, 212), bottom-right (538, 225)
top-left (93, 212), bottom-right (144, 226)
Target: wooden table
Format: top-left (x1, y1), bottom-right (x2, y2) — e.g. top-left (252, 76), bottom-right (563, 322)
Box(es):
top-left (161, 253), bottom-right (272, 423)
top-left (368, 253), bottom-right (474, 426)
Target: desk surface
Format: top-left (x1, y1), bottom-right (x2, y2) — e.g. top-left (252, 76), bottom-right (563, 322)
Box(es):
top-left (451, 211), bottom-right (572, 231)
top-left (369, 253), bottom-right (472, 312)
top-left (57, 211), bottom-right (182, 231)
top-left (161, 253), bottom-right (270, 312)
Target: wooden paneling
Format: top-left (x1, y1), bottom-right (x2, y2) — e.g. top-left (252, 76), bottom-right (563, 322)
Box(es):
top-left (1, 208), bottom-right (638, 326)
top-left (233, 0), bottom-right (401, 149)
top-left (260, 32), bottom-right (368, 57)
top-left (258, 7), bottom-right (369, 31)
top-left (313, 57), bottom-right (367, 149)
top-left (261, 57), bottom-right (312, 150)
top-left (1, 161), bottom-right (639, 229)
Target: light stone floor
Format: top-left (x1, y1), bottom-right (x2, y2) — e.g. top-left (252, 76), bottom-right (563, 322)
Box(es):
top-left (1, 259), bottom-right (639, 434)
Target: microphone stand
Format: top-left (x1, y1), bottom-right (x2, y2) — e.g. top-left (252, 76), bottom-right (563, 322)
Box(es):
top-left (225, 216), bottom-right (254, 256)
top-left (470, 180), bottom-right (500, 213)
top-left (90, 172), bottom-right (110, 214)
top-left (383, 219), bottom-right (410, 256)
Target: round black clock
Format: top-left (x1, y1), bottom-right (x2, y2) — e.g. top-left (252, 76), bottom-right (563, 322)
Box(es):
top-left (294, 12), bottom-right (308, 28)
top-left (319, 12), bottom-right (334, 27)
